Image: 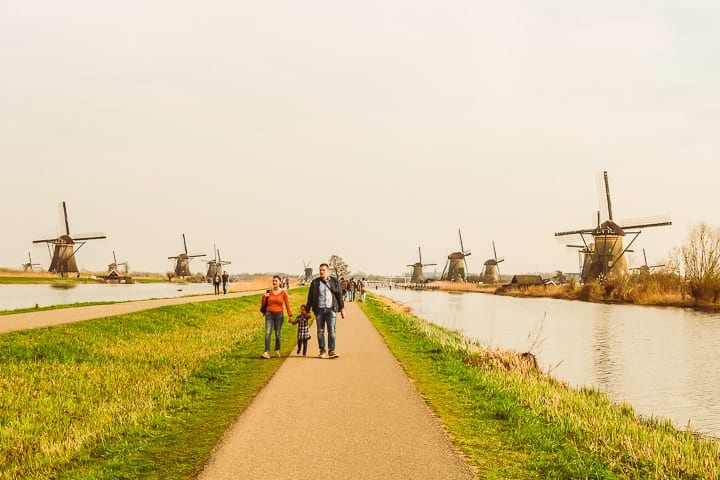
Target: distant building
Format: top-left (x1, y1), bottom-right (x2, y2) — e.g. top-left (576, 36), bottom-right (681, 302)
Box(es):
top-left (509, 275), bottom-right (545, 288)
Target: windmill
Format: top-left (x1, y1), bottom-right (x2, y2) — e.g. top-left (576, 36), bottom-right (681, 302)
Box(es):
top-left (440, 229), bottom-right (471, 282)
top-left (168, 234), bottom-right (206, 278)
top-left (22, 252), bottom-right (42, 272)
top-left (205, 244), bottom-right (231, 280)
top-left (107, 250), bottom-right (129, 276)
top-left (630, 248), bottom-right (665, 276)
top-left (406, 246), bottom-right (437, 283)
top-left (302, 260), bottom-right (313, 284)
top-left (32, 201), bottom-right (107, 277)
top-left (481, 241), bottom-right (505, 283)
top-left (555, 171), bottom-right (671, 283)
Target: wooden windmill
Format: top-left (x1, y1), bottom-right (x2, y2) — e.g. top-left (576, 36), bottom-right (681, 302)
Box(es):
top-left (440, 229), bottom-right (471, 282)
top-left (107, 250), bottom-right (129, 276)
top-left (630, 248), bottom-right (665, 276)
top-left (22, 252), bottom-right (42, 272)
top-left (481, 241), bottom-right (505, 283)
top-left (555, 171), bottom-right (671, 283)
top-left (205, 244), bottom-right (231, 280)
top-left (168, 234), bottom-right (206, 278)
top-left (407, 246), bottom-right (437, 283)
top-left (32, 201), bottom-right (107, 277)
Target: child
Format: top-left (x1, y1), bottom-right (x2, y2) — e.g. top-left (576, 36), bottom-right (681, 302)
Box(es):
top-left (290, 304), bottom-right (313, 356)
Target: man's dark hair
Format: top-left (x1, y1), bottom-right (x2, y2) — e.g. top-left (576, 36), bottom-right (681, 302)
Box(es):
top-left (320, 263), bottom-right (329, 269)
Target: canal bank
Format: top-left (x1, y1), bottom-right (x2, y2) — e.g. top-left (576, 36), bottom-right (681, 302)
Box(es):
top-left (378, 286), bottom-right (720, 439)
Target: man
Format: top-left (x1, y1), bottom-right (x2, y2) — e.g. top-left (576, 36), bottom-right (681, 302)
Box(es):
top-left (221, 271), bottom-right (229, 295)
top-left (305, 263), bottom-right (345, 359)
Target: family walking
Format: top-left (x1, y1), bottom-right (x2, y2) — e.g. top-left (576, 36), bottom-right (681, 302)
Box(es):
top-left (260, 263), bottom-right (345, 359)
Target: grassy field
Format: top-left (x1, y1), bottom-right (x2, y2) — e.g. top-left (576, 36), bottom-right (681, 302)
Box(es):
top-left (0, 289), bottom-right (306, 479)
top-left (360, 294), bottom-right (720, 479)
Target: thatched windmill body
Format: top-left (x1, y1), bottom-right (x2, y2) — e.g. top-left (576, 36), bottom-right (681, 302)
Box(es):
top-left (32, 202), bottom-right (106, 276)
top-left (441, 229), bottom-right (471, 282)
top-left (168, 234), bottom-right (206, 278)
top-left (482, 241), bottom-right (504, 283)
top-left (205, 244), bottom-right (231, 280)
top-left (407, 246), bottom-right (436, 283)
top-left (22, 252), bottom-right (42, 272)
top-left (555, 171), bottom-right (671, 283)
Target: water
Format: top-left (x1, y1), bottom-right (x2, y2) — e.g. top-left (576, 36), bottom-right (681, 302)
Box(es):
top-left (376, 287), bottom-right (720, 438)
top-left (0, 283), bottom-right (215, 311)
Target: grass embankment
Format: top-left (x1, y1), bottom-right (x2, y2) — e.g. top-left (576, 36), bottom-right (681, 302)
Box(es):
top-left (0, 288), bottom-right (307, 479)
top-left (360, 295), bottom-right (720, 479)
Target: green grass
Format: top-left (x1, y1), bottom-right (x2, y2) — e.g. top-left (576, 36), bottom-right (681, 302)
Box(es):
top-left (0, 288), bottom-right (306, 479)
top-left (360, 294), bottom-right (720, 479)
top-left (0, 301), bottom-right (117, 316)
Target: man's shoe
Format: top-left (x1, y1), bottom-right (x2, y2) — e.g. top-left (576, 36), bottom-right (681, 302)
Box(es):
top-left (319, 352), bottom-right (329, 359)
top-left (328, 351), bottom-right (339, 359)
top-left (261, 352), bottom-right (270, 359)
top-left (275, 350), bottom-right (281, 358)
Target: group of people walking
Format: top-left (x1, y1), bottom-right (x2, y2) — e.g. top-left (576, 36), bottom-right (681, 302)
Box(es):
top-left (340, 276), bottom-right (366, 302)
top-left (212, 271), bottom-right (229, 295)
top-left (260, 263), bottom-right (345, 360)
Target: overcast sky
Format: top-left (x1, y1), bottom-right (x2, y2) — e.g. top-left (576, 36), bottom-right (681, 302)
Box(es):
top-left (2, 1), bottom-right (719, 277)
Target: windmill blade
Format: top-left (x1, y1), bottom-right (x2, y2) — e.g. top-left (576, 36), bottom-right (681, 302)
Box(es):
top-left (596, 171), bottom-right (612, 222)
top-left (182, 234), bottom-right (188, 255)
top-left (458, 228), bottom-right (465, 253)
top-left (618, 214), bottom-right (672, 230)
top-left (440, 260), bottom-right (448, 280)
top-left (73, 233), bottom-right (107, 241)
top-left (496, 257), bottom-right (505, 263)
top-left (59, 201), bottom-right (70, 236)
top-left (418, 246), bottom-right (422, 264)
top-left (555, 227), bottom-right (595, 237)
top-left (643, 248), bottom-right (648, 267)
top-left (492, 241), bottom-right (497, 261)
top-left (463, 255), bottom-right (470, 279)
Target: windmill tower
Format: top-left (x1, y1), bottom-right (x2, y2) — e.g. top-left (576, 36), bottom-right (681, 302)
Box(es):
top-left (22, 252), bottom-right (42, 272)
top-left (555, 171), bottom-right (671, 283)
top-left (441, 229), bottom-right (471, 282)
top-left (481, 241), bottom-right (505, 283)
top-left (302, 260), bottom-right (313, 284)
top-left (32, 201), bottom-right (107, 277)
top-left (205, 244), bottom-right (231, 280)
top-left (406, 246), bottom-right (437, 283)
top-left (630, 248), bottom-right (665, 276)
top-left (168, 234), bottom-right (206, 278)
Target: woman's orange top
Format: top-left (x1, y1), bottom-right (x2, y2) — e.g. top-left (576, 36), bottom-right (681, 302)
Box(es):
top-left (264, 289), bottom-right (292, 316)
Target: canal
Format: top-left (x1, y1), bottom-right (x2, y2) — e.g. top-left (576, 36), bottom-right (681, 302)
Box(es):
top-left (375, 287), bottom-right (720, 438)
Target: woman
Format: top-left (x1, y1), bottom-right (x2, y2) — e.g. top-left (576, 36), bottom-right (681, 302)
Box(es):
top-left (260, 275), bottom-right (293, 358)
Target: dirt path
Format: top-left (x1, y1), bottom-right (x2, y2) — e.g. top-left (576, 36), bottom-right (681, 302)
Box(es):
top-left (196, 301), bottom-right (476, 480)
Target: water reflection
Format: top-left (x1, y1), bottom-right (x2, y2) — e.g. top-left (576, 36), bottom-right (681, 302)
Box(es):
top-left (378, 287), bottom-right (720, 437)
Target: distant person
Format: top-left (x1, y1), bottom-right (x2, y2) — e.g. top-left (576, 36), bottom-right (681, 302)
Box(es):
top-left (260, 275), bottom-right (293, 359)
top-left (213, 272), bottom-right (221, 295)
top-left (221, 271), bottom-right (229, 294)
top-left (305, 263), bottom-right (344, 359)
top-left (340, 277), bottom-right (347, 301)
top-left (357, 277), bottom-right (366, 302)
top-left (289, 304), bottom-right (313, 356)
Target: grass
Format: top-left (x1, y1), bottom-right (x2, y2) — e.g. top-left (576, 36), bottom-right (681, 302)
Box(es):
top-left (0, 288), bottom-right (307, 479)
top-left (360, 294), bottom-right (720, 479)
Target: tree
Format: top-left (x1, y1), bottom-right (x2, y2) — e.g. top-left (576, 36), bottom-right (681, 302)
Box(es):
top-left (681, 222), bottom-right (720, 302)
top-left (328, 254), bottom-right (350, 279)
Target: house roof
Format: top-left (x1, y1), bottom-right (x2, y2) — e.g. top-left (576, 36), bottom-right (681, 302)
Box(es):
top-left (510, 275), bottom-right (544, 285)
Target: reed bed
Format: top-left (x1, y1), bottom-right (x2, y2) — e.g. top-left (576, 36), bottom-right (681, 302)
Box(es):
top-left (363, 294), bottom-right (720, 479)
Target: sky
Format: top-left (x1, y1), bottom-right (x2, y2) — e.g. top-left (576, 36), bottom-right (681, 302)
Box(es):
top-left (1, 1), bottom-right (719, 278)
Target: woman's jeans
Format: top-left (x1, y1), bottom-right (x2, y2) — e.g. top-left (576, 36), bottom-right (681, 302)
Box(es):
top-left (264, 312), bottom-right (284, 352)
top-left (315, 307), bottom-right (336, 353)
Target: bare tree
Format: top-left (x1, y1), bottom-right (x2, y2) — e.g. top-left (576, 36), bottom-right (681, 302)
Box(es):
top-left (328, 254), bottom-right (350, 279)
top-left (681, 222), bottom-right (720, 302)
